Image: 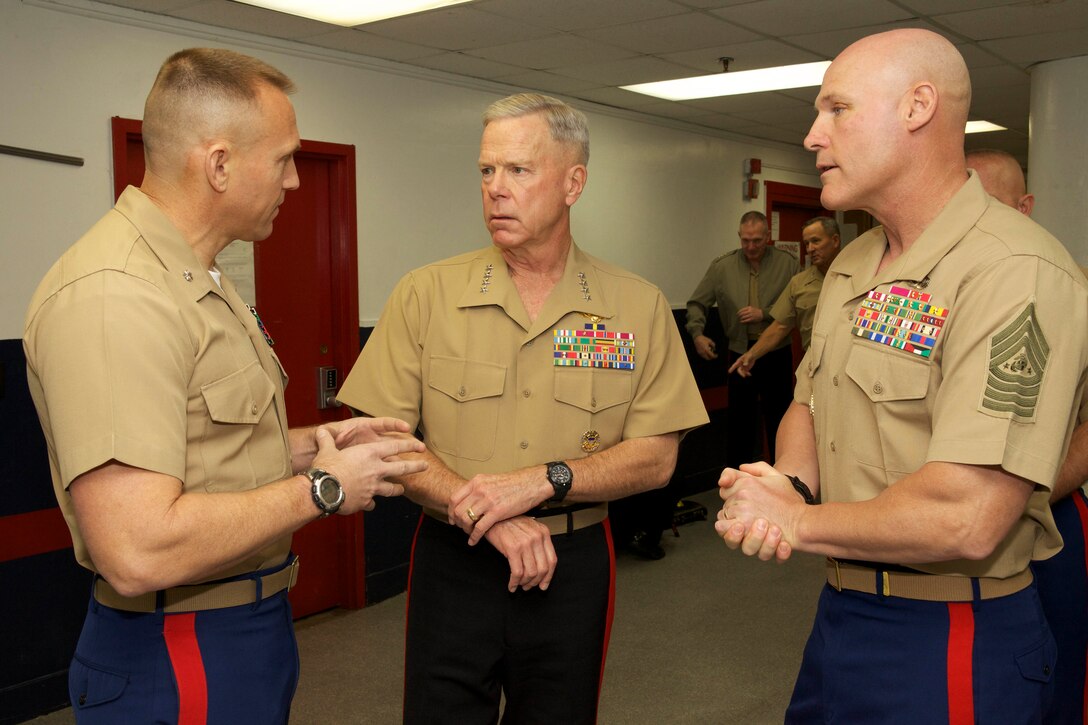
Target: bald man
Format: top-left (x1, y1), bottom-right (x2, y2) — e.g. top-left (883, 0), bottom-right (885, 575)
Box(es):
top-left (24, 48), bottom-right (424, 722)
top-left (716, 30), bottom-right (1088, 721)
top-left (971, 146), bottom-right (1088, 724)
top-left (968, 148), bottom-right (1035, 215)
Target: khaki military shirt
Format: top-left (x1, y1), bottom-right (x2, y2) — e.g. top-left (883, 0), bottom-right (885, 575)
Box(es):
top-left (796, 173), bottom-right (1088, 578)
top-left (769, 265), bottom-right (825, 350)
top-left (686, 246), bottom-right (797, 355)
top-left (338, 243), bottom-right (707, 485)
top-left (24, 186), bottom-right (293, 578)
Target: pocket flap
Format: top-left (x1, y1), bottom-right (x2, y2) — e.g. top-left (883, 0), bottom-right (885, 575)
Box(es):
top-left (844, 343), bottom-right (929, 402)
top-left (1015, 638), bottom-right (1055, 684)
top-left (201, 360), bottom-right (275, 424)
top-left (428, 356), bottom-right (506, 402)
top-left (71, 657), bottom-right (128, 709)
top-left (554, 368), bottom-right (632, 413)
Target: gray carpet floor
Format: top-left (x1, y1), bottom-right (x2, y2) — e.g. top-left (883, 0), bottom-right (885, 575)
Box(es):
top-left (27, 489), bottom-right (825, 724)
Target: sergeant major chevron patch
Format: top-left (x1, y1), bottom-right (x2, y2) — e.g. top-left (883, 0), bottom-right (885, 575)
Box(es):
top-left (981, 302), bottom-right (1048, 422)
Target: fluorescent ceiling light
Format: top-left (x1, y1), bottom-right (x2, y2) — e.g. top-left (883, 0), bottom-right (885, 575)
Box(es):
top-left (622, 61), bottom-right (831, 101)
top-left (233, 0), bottom-right (474, 26)
top-left (965, 120), bottom-right (1007, 134)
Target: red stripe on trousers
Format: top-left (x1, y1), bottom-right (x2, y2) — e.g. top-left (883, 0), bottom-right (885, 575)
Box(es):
top-left (1074, 491), bottom-right (1088, 723)
top-left (947, 602), bottom-right (975, 725)
top-left (163, 612), bottom-right (208, 725)
top-left (597, 519), bottom-right (617, 706)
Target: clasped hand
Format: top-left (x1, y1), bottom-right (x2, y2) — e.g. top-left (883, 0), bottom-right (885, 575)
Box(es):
top-left (715, 461), bottom-right (802, 562)
top-left (448, 468), bottom-right (557, 591)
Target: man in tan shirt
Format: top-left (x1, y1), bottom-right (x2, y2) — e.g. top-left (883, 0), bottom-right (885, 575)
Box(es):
top-left (338, 93), bottom-right (707, 723)
top-left (686, 212), bottom-right (796, 466)
top-left (729, 216), bottom-right (841, 378)
top-left (24, 48), bottom-right (424, 723)
top-left (716, 30), bottom-right (1088, 721)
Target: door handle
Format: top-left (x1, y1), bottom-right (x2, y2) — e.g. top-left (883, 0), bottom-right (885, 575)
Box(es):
top-left (317, 366), bottom-right (342, 410)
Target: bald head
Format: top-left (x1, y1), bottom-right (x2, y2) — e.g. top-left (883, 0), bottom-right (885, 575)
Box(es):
top-left (967, 149), bottom-right (1034, 216)
top-left (806, 29), bottom-right (973, 221)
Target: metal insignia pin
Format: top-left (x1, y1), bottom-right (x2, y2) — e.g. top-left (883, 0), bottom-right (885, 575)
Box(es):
top-left (183, 270), bottom-right (193, 282)
top-left (581, 430), bottom-right (601, 452)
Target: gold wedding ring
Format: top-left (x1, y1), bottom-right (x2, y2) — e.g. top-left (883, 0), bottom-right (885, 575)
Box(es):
top-left (466, 507), bottom-right (479, 523)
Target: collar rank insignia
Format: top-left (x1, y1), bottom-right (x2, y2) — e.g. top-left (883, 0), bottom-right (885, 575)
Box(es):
top-left (577, 271), bottom-right (591, 301)
top-left (246, 304), bottom-right (275, 347)
top-left (480, 263), bottom-right (494, 294)
top-left (553, 322), bottom-right (634, 369)
top-left (853, 284), bottom-right (947, 358)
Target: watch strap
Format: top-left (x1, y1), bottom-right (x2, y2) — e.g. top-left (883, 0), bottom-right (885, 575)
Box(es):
top-left (786, 475), bottom-right (816, 505)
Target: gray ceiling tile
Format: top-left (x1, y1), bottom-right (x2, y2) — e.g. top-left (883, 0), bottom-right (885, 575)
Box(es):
top-left (554, 56), bottom-right (703, 86)
top-left (575, 11), bottom-right (761, 55)
top-left (305, 29), bottom-right (441, 60)
top-left (711, 0), bottom-right (912, 37)
top-left (408, 52), bottom-right (526, 79)
top-left (361, 6), bottom-right (554, 50)
top-left (979, 30), bottom-right (1088, 67)
top-left (687, 90), bottom-right (812, 114)
top-left (473, 0), bottom-right (690, 31)
top-left (661, 38), bottom-right (825, 73)
top-left (784, 18), bottom-right (945, 58)
top-left (570, 86), bottom-right (675, 108)
top-left (935, 3), bottom-right (1088, 41)
top-left (493, 70), bottom-right (604, 95)
top-left (466, 34), bottom-right (635, 69)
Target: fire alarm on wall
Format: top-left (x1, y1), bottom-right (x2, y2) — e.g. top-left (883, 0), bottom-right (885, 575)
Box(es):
top-left (744, 158), bottom-right (762, 175)
top-left (745, 178), bottom-right (760, 199)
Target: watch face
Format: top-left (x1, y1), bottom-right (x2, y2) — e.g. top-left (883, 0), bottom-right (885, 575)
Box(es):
top-left (318, 478), bottom-right (340, 505)
top-left (549, 464), bottom-right (572, 485)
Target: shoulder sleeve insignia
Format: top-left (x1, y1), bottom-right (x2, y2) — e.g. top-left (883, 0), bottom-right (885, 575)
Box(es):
top-left (981, 301), bottom-right (1048, 422)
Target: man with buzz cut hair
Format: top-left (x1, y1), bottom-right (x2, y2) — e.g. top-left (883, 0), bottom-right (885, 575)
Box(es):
top-left (687, 210), bottom-right (797, 467)
top-left (717, 29), bottom-right (1088, 722)
top-left (24, 47), bottom-right (424, 723)
top-left (338, 92), bottom-right (707, 723)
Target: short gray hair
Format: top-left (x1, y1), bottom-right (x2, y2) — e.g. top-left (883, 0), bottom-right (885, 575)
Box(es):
top-left (483, 93), bottom-right (590, 165)
top-left (803, 216), bottom-right (840, 238)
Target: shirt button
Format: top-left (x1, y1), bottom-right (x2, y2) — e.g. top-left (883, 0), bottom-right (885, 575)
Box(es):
top-left (525, 340), bottom-right (533, 347)
top-left (832, 375), bottom-right (839, 387)
top-left (251, 403), bottom-right (258, 415)
top-left (520, 440), bottom-right (529, 449)
top-left (830, 441), bottom-right (836, 452)
top-left (591, 398), bottom-right (597, 408)
top-left (458, 386), bottom-right (466, 397)
top-left (873, 382), bottom-right (884, 395)
top-left (522, 389), bottom-right (531, 398)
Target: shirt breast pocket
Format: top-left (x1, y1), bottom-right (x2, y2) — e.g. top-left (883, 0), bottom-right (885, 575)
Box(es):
top-left (199, 360), bottom-right (277, 491)
top-left (553, 367), bottom-right (633, 450)
top-left (426, 356), bottom-right (507, 461)
top-left (844, 343), bottom-right (931, 474)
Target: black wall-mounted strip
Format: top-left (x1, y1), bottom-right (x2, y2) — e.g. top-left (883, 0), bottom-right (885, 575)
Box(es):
top-left (0, 144), bottom-right (83, 167)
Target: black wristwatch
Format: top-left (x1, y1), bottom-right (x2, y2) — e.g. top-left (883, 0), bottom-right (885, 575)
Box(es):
top-left (545, 461), bottom-right (573, 503)
top-left (786, 475), bottom-right (817, 505)
top-left (305, 467), bottom-right (344, 517)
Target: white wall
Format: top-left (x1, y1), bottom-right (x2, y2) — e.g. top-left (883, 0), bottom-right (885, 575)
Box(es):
top-left (0, 0), bottom-right (820, 339)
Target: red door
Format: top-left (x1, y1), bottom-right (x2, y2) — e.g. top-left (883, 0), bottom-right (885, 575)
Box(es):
top-left (111, 118), bottom-right (366, 616)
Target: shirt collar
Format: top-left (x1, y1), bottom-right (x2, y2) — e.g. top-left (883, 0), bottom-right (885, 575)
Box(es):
top-left (836, 172), bottom-right (988, 297)
top-left (458, 242), bottom-right (614, 334)
top-left (114, 186), bottom-right (218, 303)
